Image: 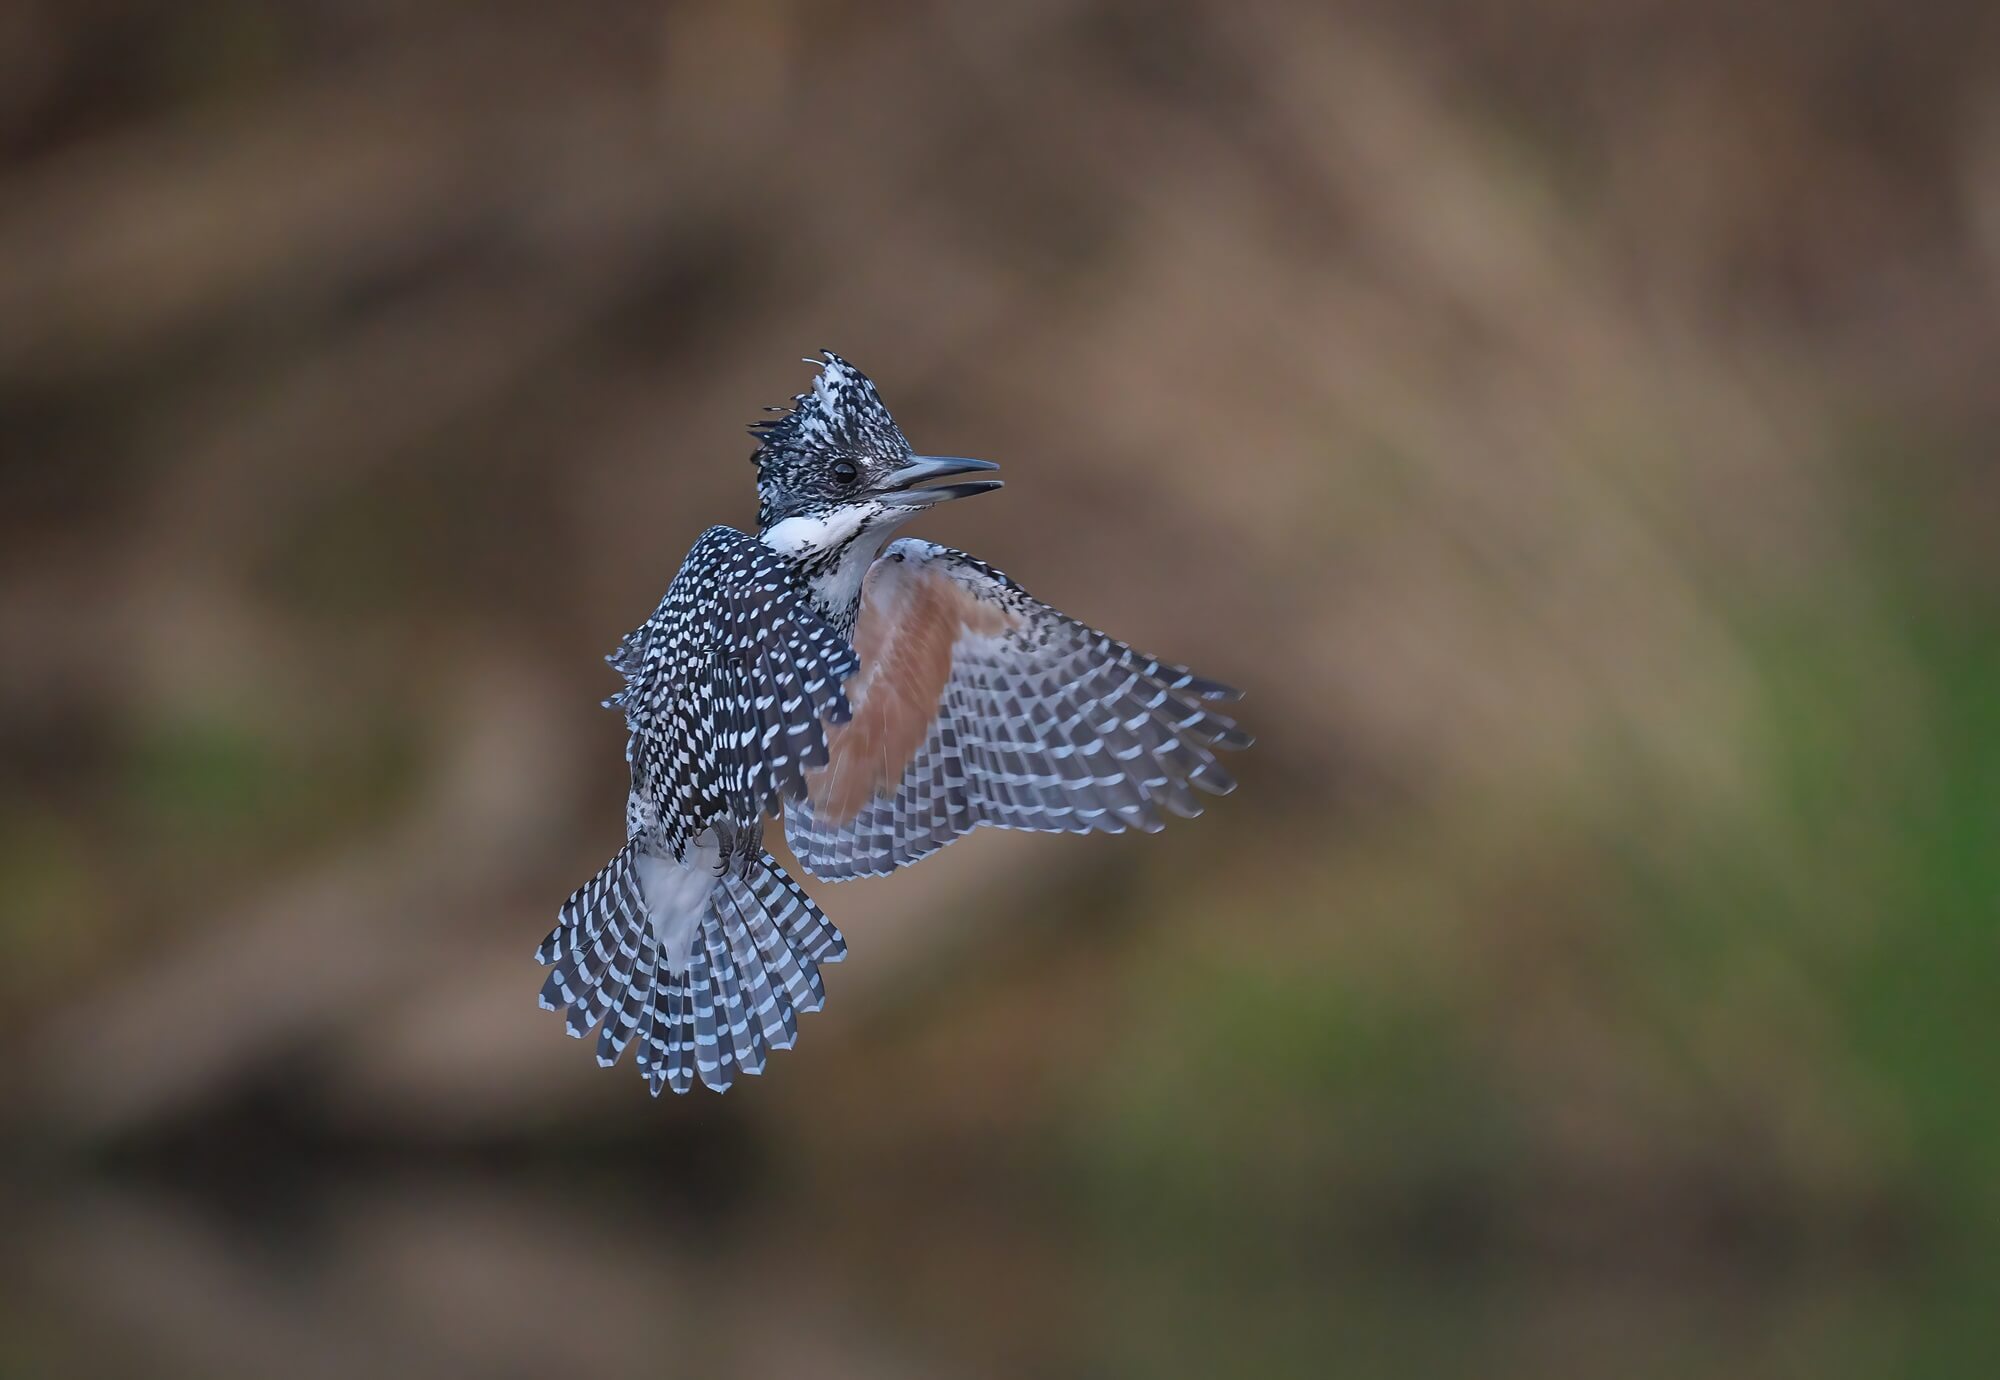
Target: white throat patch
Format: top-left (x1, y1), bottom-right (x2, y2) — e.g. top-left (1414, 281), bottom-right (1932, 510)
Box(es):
top-left (761, 505), bottom-right (903, 616)
top-left (760, 506), bottom-right (873, 559)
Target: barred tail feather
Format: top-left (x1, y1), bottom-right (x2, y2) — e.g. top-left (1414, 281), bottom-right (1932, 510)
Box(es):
top-left (536, 842), bottom-right (648, 1038)
top-left (538, 845), bottom-right (845, 1095)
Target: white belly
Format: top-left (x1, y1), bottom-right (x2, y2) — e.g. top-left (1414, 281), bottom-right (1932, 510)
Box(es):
top-left (633, 829), bottom-right (720, 975)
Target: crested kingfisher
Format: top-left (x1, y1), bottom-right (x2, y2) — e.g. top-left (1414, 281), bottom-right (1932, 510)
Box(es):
top-left (538, 353), bottom-right (1250, 1094)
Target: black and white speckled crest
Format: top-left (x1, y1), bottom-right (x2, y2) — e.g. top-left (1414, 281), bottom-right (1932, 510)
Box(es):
top-left (750, 351), bottom-right (914, 526)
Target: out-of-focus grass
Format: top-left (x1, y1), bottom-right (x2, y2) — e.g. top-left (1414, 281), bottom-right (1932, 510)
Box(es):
top-left (0, 704), bottom-right (420, 1008)
top-left (0, 807), bottom-right (102, 983)
top-left (1062, 450), bottom-right (2000, 1372)
top-left (1079, 1247), bottom-right (2000, 1380)
top-left (1606, 454), bottom-right (2000, 1240)
top-left (1743, 493), bottom-right (2000, 1238)
top-left (126, 712), bottom-right (291, 835)
top-left (1078, 858), bottom-right (1521, 1257)
top-left (126, 702), bottom-right (422, 878)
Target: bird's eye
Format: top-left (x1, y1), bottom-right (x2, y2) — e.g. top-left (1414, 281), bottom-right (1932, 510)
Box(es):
top-left (830, 459), bottom-right (860, 487)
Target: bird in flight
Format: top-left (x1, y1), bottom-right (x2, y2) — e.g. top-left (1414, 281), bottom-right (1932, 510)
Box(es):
top-left (537, 353), bottom-right (1250, 1094)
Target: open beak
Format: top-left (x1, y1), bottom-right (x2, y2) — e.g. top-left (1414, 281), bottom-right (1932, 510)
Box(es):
top-left (877, 455), bottom-right (1003, 507)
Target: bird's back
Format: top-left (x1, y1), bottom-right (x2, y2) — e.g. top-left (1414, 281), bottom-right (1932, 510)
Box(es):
top-left (607, 524), bottom-right (858, 864)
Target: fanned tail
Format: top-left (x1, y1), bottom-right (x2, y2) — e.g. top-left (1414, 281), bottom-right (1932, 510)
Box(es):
top-left (536, 842), bottom-right (648, 1040)
top-left (537, 845), bottom-right (845, 1095)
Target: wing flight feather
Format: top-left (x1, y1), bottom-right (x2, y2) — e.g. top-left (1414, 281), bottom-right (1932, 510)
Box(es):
top-left (785, 539), bottom-right (1248, 881)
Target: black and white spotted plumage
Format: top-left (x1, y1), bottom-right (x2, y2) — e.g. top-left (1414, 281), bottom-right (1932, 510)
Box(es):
top-left (605, 525), bottom-right (858, 864)
top-left (542, 351), bottom-right (1247, 1097)
top-left (539, 525), bottom-right (858, 1095)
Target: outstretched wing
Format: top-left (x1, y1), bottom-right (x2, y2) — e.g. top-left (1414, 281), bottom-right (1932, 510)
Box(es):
top-left (783, 539), bottom-right (1249, 881)
top-left (611, 526), bottom-right (859, 861)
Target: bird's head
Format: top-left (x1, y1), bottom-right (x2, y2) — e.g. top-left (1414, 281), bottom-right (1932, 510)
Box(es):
top-left (750, 352), bottom-right (1000, 557)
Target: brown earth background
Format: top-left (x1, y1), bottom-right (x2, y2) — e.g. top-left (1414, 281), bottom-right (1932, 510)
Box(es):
top-left (3, 1), bottom-right (1999, 1375)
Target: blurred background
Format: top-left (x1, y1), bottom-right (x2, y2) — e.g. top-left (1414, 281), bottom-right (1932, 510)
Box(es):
top-left (3, 0), bottom-right (1998, 1375)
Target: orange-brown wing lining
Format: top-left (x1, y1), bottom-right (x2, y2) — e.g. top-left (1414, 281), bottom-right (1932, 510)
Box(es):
top-left (806, 561), bottom-right (1017, 825)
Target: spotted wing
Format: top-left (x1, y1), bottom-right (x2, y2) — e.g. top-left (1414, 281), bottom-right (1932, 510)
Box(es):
top-left (609, 526), bottom-right (859, 861)
top-left (783, 539), bottom-right (1249, 881)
